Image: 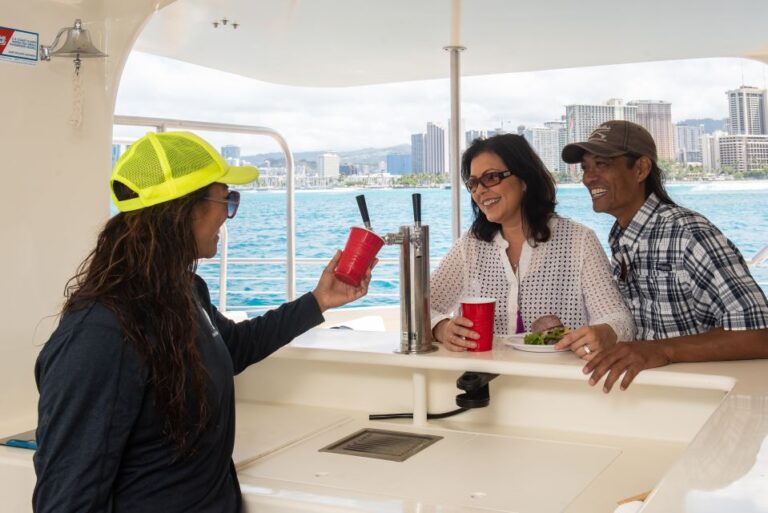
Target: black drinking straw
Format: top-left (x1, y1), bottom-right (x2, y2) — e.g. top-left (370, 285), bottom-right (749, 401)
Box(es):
top-left (356, 194), bottom-right (372, 230)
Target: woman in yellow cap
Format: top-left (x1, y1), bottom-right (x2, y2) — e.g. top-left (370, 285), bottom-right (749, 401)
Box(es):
top-left (33, 132), bottom-right (374, 513)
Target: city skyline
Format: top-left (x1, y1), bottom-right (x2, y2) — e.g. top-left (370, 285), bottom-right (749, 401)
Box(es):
top-left (115, 53), bottom-right (768, 155)
top-left (188, 84), bottom-right (766, 182)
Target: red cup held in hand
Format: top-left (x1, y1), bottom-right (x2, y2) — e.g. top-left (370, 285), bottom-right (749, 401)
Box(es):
top-left (334, 227), bottom-right (384, 287)
top-left (460, 297), bottom-right (496, 352)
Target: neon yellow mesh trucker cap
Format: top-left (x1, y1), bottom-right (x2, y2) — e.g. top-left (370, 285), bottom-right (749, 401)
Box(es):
top-left (110, 131), bottom-right (259, 212)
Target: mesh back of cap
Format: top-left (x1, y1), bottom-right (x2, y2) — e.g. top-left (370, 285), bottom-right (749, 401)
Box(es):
top-left (160, 137), bottom-right (217, 179)
top-left (110, 131), bottom-right (244, 212)
top-left (116, 138), bottom-right (165, 189)
top-left (115, 135), bottom-right (219, 192)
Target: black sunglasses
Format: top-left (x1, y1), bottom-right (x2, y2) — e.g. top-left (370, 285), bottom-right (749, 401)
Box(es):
top-left (204, 190), bottom-right (241, 219)
top-left (464, 170), bottom-right (515, 193)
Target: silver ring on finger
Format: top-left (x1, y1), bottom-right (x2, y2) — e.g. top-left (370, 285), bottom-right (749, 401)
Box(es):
top-left (583, 345), bottom-right (592, 355)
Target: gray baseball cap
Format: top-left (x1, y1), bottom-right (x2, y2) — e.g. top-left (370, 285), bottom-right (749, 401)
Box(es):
top-left (562, 120), bottom-right (658, 164)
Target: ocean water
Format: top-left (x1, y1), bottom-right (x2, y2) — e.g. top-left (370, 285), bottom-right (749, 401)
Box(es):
top-left (198, 182), bottom-right (768, 313)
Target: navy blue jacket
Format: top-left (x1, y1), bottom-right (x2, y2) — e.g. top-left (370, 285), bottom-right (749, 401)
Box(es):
top-left (34, 276), bottom-right (323, 513)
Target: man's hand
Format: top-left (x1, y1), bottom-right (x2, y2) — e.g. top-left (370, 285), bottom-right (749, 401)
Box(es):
top-left (582, 341), bottom-right (671, 392)
top-left (312, 250), bottom-right (376, 312)
top-left (584, 328), bottom-right (768, 392)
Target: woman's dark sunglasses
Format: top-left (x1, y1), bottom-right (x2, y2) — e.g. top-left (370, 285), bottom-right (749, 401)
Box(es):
top-left (204, 190), bottom-right (241, 219)
top-left (464, 170), bottom-right (515, 193)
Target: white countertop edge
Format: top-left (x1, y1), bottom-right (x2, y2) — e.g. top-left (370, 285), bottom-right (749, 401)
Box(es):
top-left (274, 343), bottom-right (736, 393)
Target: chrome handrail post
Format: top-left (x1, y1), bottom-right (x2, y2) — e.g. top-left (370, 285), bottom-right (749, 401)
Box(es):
top-left (218, 223), bottom-right (228, 310)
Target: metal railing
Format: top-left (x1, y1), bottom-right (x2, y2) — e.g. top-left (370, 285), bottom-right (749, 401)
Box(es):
top-left (113, 116), bottom-right (298, 301)
top-left (749, 245), bottom-right (768, 266)
top-left (113, 116), bottom-right (768, 315)
top-left (213, 224), bottom-right (407, 311)
top-left (113, 116), bottom-right (446, 314)
top-left (210, 222), bottom-right (451, 312)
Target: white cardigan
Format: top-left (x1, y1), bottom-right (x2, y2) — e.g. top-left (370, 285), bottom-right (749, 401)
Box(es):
top-left (430, 217), bottom-right (635, 340)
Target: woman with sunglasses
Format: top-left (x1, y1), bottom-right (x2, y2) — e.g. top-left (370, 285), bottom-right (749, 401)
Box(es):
top-left (33, 132), bottom-right (374, 513)
top-left (431, 134), bottom-right (634, 357)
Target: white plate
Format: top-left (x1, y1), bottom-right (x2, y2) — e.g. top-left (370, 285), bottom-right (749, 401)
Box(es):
top-left (502, 335), bottom-right (568, 353)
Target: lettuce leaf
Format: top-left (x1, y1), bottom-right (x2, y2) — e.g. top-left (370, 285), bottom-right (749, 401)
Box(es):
top-left (524, 326), bottom-right (567, 345)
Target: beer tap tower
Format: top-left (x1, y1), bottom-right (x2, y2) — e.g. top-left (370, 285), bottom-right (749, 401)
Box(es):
top-left (384, 193), bottom-right (437, 354)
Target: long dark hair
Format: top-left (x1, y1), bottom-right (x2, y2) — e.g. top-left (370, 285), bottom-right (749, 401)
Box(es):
top-left (64, 185), bottom-right (212, 454)
top-left (626, 154), bottom-right (676, 205)
top-left (462, 134), bottom-right (557, 243)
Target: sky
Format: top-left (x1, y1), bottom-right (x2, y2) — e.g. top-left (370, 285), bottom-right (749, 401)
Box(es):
top-left (115, 52), bottom-right (768, 155)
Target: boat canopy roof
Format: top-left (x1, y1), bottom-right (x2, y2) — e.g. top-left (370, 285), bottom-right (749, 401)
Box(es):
top-left (135, 0), bottom-right (768, 87)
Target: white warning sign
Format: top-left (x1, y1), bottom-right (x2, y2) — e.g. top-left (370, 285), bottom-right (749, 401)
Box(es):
top-left (0, 26), bottom-right (39, 65)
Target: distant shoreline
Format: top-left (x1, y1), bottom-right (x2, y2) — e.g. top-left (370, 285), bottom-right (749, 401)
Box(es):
top-left (241, 178), bottom-right (768, 193)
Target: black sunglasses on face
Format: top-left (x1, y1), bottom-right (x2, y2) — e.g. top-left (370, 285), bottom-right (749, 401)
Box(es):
top-left (204, 190), bottom-right (241, 219)
top-left (464, 170), bottom-right (515, 193)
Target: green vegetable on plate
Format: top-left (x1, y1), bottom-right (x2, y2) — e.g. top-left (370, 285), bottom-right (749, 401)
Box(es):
top-left (524, 326), bottom-right (568, 345)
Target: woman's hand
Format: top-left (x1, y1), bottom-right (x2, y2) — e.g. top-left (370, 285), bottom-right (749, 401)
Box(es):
top-left (312, 250), bottom-right (376, 312)
top-left (433, 317), bottom-right (480, 351)
top-left (553, 323), bottom-right (617, 360)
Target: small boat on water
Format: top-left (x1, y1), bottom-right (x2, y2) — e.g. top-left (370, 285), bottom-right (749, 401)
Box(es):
top-left (3, 1), bottom-right (768, 512)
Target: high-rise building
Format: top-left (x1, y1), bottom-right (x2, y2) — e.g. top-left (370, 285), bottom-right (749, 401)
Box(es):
top-left (544, 120), bottom-right (567, 174)
top-left (701, 132), bottom-right (723, 173)
top-left (675, 123), bottom-right (704, 163)
top-left (564, 99), bottom-right (637, 176)
top-left (425, 122), bottom-right (447, 174)
top-left (221, 145), bottom-right (241, 164)
top-left (628, 100), bottom-right (675, 161)
top-left (316, 153), bottom-right (340, 179)
top-left (524, 127), bottom-right (561, 175)
top-left (726, 86), bottom-right (768, 135)
top-left (717, 135), bottom-right (768, 172)
top-left (410, 133), bottom-right (425, 173)
top-left (565, 99), bottom-right (638, 146)
top-left (465, 129), bottom-right (488, 147)
top-left (386, 153), bottom-right (411, 175)
top-left (702, 132), bottom-right (768, 173)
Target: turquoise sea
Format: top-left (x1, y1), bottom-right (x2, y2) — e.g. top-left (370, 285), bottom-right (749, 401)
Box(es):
top-left (198, 183), bottom-right (768, 313)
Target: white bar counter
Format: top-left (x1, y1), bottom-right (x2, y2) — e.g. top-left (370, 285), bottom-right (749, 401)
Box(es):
top-left (230, 329), bottom-right (768, 513)
top-left (2, 328), bottom-right (766, 512)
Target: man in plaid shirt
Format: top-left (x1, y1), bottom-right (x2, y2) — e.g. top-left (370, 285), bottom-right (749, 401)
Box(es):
top-left (560, 120), bottom-right (768, 392)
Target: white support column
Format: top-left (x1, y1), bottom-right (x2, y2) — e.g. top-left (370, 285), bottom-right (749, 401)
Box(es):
top-left (412, 371), bottom-right (428, 426)
top-left (444, 0), bottom-right (465, 242)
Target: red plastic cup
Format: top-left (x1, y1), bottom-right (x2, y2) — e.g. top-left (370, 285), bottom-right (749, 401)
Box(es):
top-left (460, 297), bottom-right (496, 352)
top-left (334, 227), bottom-right (384, 287)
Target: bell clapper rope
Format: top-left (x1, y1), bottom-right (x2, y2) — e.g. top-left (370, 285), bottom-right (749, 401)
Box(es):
top-left (69, 57), bottom-right (84, 128)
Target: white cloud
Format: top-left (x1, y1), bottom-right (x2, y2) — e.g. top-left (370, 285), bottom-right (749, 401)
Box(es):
top-left (115, 52), bottom-right (768, 154)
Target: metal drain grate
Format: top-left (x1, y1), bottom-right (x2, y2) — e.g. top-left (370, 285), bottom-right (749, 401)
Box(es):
top-left (319, 428), bottom-right (442, 462)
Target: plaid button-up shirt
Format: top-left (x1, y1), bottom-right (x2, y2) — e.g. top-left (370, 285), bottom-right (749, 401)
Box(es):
top-left (609, 193), bottom-right (768, 340)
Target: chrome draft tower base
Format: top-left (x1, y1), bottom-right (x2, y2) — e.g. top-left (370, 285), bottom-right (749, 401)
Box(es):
top-left (384, 194), bottom-right (437, 354)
